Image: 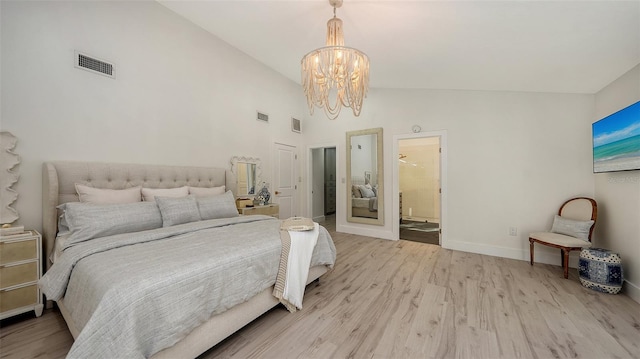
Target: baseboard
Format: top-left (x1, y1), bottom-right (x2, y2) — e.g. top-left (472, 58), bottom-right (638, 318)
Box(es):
top-left (443, 240), bottom-right (581, 268)
top-left (337, 224), bottom-right (394, 240)
top-left (313, 215), bottom-right (326, 222)
top-left (623, 280), bottom-right (640, 304)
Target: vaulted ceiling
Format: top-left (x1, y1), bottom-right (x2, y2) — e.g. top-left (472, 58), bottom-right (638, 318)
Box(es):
top-left (159, 0), bottom-right (640, 94)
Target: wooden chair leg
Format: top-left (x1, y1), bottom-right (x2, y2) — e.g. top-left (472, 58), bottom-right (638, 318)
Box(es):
top-left (529, 239), bottom-right (534, 265)
top-left (563, 249), bottom-right (570, 279)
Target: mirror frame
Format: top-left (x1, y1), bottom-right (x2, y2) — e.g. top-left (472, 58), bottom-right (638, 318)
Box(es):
top-left (230, 156), bottom-right (262, 197)
top-left (346, 127), bottom-right (384, 225)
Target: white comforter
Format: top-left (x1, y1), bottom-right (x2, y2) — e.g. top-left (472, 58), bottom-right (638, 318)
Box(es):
top-left (39, 215), bottom-right (336, 359)
top-left (352, 197), bottom-right (378, 211)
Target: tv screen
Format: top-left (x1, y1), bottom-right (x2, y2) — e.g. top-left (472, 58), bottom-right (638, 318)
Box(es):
top-left (593, 100), bottom-right (640, 173)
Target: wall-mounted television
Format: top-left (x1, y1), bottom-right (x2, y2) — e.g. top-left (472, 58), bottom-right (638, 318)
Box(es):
top-left (593, 100), bottom-right (640, 173)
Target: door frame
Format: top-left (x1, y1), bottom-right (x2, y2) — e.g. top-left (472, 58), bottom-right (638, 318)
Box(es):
top-left (306, 142), bottom-right (339, 220)
top-left (393, 130), bottom-right (448, 246)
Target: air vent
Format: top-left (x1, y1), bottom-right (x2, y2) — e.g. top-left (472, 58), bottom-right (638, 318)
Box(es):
top-left (291, 117), bottom-right (301, 133)
top-left (75, 51), bottom-right (115, 78)
top-left (256, 111), bottom-right (269, 122)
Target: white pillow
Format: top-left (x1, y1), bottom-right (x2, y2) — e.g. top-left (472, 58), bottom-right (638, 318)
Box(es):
top-left (188, 185), bottom-right (225, 197)
top-left (550, 215), bottom-right (594, 241)
top-left (141, 186), bottom-right (189, 202)
top-left (359, 186), bottom-right (376, 198)
top-left (75, 184), bottom-right (142, 204)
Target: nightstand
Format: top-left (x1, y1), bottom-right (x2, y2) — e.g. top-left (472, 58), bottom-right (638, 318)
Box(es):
top-left (0, 230), bottom-right (44, 319)
top-left (238, 204), bottom-right (280, 219)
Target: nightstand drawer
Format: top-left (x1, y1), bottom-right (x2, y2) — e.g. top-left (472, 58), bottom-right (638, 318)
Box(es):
top-left (0, 239), bottom-right (37, 265)
top-left (0, 284), bottom-right (38, 313)
top-left (239, 204), bottom-right (279, 218)
top-left (0, 262), bottom-right (38, 288)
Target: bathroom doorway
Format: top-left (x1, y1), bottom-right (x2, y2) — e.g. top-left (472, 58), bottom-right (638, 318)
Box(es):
top-left (398, 137), bottom-right (441, 245)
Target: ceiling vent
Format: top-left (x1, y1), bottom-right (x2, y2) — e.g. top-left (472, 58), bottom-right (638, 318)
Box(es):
top-left (75, 51), bottom-right (115, 78)
top-left (256, 111), bottom-right (269, 122)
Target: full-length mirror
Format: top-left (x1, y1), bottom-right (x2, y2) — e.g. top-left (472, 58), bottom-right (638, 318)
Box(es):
top-left (347, 128), bottom-right (384, 225)
top-left (230, 156), bottom-right (261, 196)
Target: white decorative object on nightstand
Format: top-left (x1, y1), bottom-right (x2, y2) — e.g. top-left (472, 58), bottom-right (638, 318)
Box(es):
top-left (0, 230), bottom-right (44, 319)
top-left (238, 204), bottom-right (280, 218)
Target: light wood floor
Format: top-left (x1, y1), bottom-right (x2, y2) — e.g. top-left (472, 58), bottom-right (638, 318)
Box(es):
top-left (1, 217), bottom-right (639, 359)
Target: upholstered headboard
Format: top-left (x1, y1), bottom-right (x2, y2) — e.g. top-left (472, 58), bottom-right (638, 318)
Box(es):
top-left (351, 176), bottom-right (366, 186)
top-left (42, 161), bottom-right (236, 271)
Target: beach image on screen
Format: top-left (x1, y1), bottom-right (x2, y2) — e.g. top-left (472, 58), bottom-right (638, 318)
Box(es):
top-left (593, 101), bottom-right (640, 173)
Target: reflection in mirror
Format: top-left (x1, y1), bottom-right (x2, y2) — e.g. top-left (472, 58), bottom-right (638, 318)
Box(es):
top-left (346, 128), bottom-right (384, 225)
top-left (230, 156), bottom-right (261, 197)
top-left (237, 162), bottom-right (257, 195)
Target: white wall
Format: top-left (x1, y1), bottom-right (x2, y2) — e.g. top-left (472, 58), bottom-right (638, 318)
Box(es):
top-left (350, 133), bottom-right (376, 183)
top-left (593, 64), bottom-right (640, 303)
top-left (0, 0), bottom-right (308, 232)
top-left (302, 88), bottom-right (595, 265)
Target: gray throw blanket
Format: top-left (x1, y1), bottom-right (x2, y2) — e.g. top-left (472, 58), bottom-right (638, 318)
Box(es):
top-left (369, 196), bottom-right (378, 211)
top-left (39, 215), bottom-right (336, 359)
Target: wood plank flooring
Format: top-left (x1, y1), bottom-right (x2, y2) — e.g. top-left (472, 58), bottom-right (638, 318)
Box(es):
top-left (1, 216), bottom-right (639, 359)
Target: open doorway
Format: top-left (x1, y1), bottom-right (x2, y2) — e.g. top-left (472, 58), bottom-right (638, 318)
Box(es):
top-left (398, 137), bottom-right (441, 245)
top-left (310, 146), bottom-right (336, 222)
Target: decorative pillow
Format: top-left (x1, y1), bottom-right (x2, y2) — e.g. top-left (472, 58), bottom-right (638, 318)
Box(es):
top-left (352, 185), bottom-right (362, 198)
top-left (60, 201), bottom-right (163, 248)
top-left (550, 215), bottom-right (594, 241)
top-left (188, 185), bottom-right (225, 197)
top-left (155, 195), bottom-right (201, 227)
top-left (75, 184), bottom-right (142, 204)
top-left (359, 185), bottom-right (376, 198)
top-left (198, 191), bottom-right (240, 220)
top-left (141, 186), bottom-right (189, 202)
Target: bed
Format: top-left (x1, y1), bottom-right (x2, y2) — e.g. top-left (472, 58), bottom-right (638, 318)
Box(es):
top-left (40, 161), bottom-right (336, 358)
top-left (350, 176), bottom-right (378, 219)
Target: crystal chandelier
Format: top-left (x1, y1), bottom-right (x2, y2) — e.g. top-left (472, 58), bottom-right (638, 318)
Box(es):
top-left (301, 0), bottom-right (369, 120)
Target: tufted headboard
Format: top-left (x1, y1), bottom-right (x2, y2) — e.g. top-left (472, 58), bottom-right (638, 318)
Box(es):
top-left (42, 161), bottom-right (237, 272)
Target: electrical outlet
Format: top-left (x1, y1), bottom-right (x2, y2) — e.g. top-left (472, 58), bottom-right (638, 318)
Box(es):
top-left (509, 227), bottom-right (518, 236)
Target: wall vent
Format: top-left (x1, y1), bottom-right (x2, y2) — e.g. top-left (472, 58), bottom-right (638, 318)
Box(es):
top-left (256, 111), bottom-right (269, 122)
top-left (291, 117), bottom-right (301, 133)
top-left (75, 51), bottom-right (115, 78)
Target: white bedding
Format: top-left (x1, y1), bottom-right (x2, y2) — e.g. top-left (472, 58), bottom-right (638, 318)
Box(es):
top-left (352, 197), bottom-right (372, 208)
top-left (51, 232), bottom-right (70, 263)
top-left (352, 197), bottom-right (378, 211)
top-left (39, 215), bottom-right (336, 358)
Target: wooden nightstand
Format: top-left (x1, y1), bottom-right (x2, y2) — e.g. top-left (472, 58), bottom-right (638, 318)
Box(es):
top-left (0, 230), bottom-right (44, 319)
top-left (239, 204), bottom-right (280, 219)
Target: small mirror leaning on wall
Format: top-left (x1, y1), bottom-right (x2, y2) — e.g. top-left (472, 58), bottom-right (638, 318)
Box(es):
top-left (346, 127), bottom-right (384, 226)
top-left (230, 156), bottom-right (261, 197)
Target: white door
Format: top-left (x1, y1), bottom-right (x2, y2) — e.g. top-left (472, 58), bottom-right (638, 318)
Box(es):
top-left (273, 143), bottom-right (297, 219)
